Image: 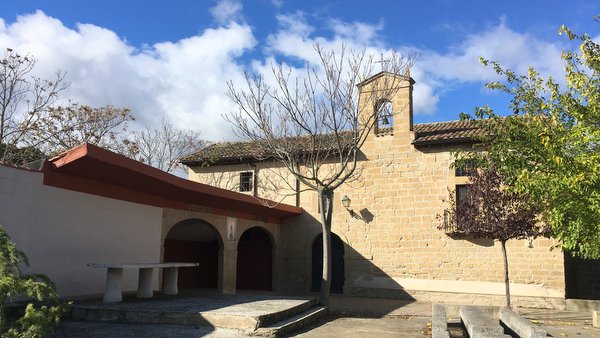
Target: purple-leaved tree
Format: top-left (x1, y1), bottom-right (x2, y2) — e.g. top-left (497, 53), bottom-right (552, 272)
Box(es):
top-left (440, 167), bottom-right (546, 308)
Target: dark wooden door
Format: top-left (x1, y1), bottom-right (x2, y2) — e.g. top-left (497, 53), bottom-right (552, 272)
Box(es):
top-left (236, 228), bottom-right (273, 291)
top-left (163, 239), bottom-right (218, 288)
top-left (311, 233), bottom-right (345, 293)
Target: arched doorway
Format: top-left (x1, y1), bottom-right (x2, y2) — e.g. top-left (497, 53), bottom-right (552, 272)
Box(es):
top-left (311, 232), bottom-right (345, 293)
top-left (236, 227), bottom-right (273, 291)
top-left (163, 219), bottom-right (222, 289)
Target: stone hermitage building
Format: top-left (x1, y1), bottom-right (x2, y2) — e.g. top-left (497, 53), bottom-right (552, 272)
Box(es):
top-left (181, 72), bottom-right (572, 308)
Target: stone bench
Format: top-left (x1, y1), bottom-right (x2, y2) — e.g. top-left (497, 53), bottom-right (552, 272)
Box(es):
top-left (499, 308), bottom-right (547, 338)
top-left (460, 306), bottom-right (511, 338)
top-left (431, 304), bottom-right (450, 338)
top-left (88, 263), bottom-right (199, 303)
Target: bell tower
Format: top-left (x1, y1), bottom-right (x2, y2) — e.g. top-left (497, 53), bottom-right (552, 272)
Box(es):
top-left (357, 69), bottom-right (414, 138)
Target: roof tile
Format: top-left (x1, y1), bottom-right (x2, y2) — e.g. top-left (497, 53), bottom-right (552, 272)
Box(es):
top-left (181, 120), bottom-right (486, 165)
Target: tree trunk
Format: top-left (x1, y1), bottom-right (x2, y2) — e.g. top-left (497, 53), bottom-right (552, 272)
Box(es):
top-left (500, 240), bottom-right (511, 308)
top-left (318, 189), bottom-right (333, 306)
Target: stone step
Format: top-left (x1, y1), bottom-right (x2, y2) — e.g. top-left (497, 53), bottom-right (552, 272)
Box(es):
top-left (69, 296), bottom-right (318, 331)
top-left (252, 306), bottom-right (328, 337)
top-left (201, 297), bottom-right (318, 330)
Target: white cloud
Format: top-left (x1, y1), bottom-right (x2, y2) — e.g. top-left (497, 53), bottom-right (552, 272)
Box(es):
top-left (271, 0), bottom-right (284, 8)
top-left (329, 18), bottom-right (384, 46)
top-left (412, 20), bottom-right (566, 114)
top-left (0, 10), bottom-right (570, 142)
top-left (209, 0), bottom-right (243, 25)
top-left (265, 14), bottom-right (433, 113)
top-left (0, 10), bottom-right (255, 141)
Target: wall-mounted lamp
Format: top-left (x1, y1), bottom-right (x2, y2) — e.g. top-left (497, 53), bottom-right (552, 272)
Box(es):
top-left (341, 195), bottom-right (355, 217)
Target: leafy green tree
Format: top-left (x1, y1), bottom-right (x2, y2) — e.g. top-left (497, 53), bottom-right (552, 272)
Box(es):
top-left (440, 168), bottom-right (544, 308)
top-left (465, 27), bottom-right (600, 259)
top-left (0, 226), bottom-right (65, 337)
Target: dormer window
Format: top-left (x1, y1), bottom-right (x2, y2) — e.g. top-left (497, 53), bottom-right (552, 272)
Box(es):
top-left (375, 100), bottom-right (394, 136)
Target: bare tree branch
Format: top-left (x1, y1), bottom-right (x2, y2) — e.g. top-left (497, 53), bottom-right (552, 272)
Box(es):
top-left (225, 44), bottom-right (416, 305)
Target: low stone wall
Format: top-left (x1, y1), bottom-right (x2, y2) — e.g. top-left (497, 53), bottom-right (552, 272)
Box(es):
top-left (431, 304), bottom-right (449, 338)
top-left (346, 287), bottom-right (566, 310)
top-left (459, 306), bottom-right (509, 337)
top-left (499, 308), bottom-right (546, 338)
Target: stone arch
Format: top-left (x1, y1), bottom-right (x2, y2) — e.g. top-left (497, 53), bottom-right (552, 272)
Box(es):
top-left (374, 99), bottom-right (394, 134)
top-left (311, 232), bottom-right (345, 294)
top-left (163, 218), bottom-right (223, 290)
top-left (236, 226), bottom-right (274, 291)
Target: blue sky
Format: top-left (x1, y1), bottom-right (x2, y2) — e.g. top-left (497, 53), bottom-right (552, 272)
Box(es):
top-left (0, 0), bottom-right (598, 140)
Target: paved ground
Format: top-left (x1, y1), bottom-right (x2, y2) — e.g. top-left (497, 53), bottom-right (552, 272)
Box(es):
top-left (50, 321), bottom-right (245, 338)
top-left (290, 316), bottom-right (430, 337)
top-left (50, 293), bottom-right (600, 337)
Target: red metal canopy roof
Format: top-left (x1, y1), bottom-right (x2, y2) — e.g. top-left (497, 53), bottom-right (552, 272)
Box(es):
top-left (42, 143), bottom-right (302, 223)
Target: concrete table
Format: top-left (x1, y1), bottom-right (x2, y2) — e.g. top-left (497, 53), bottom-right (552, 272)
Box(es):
top-left (88, 263), bottom-right (199, 303)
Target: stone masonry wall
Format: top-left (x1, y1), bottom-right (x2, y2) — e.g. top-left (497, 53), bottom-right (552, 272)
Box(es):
top-left (188, 74), bottom-right (565, 307)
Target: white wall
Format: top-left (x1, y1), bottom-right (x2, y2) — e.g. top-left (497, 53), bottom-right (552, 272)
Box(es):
top-left (0, 165), bottom-right (163, 298)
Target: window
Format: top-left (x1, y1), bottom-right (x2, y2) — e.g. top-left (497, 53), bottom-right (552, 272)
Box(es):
top-left (455, 160), bottom-right (476, 177)
top-left (375, 100), bottom-right (394, 135)
top-left (455, 184), bottom-right (470, 216)
top-left (239, 172), bottom-right (253, 192)
top-left (456, 184), bottom-right (469, 203)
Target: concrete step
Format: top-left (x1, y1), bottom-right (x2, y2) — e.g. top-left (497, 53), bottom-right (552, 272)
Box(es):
top-left (252, 306), bottom-right (328, 337)
top-left (68, 296), bottom-right (318, 331)
top-left (201, 297), bottom-right (318, 330)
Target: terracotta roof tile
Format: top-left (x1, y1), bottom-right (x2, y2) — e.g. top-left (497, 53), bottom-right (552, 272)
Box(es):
top-left (412, 120), bottom-right (485, 146)
top-left (181, 120), bottom-right (486, 165)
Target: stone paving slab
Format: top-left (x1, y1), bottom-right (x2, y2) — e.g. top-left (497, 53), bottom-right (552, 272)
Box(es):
top-left (54, 294), bottom-right (600, 337)
top-left (73, 293), bottom-right (313, 317)
top-left (289, 316), bottom-right (431, 338)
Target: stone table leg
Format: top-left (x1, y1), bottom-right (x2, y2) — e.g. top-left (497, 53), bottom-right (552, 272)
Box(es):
top-left (137, 268), bottom-right (154, 298)
top-left (593, 311), bottom-right (599, 328)
top-left (163, 267), bottom-right (179, 295)
top-left (103, 268), bottom-right (123, 303)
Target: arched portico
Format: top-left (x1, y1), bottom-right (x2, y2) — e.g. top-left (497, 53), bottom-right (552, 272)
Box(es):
top-left (163, 219), bottom-right (224, 290)
top-left (236, 226), bottom-right (274, 291)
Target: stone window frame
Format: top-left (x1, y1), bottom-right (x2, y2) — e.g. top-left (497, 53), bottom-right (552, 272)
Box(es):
top-left (444, 161), bottom-right (472, 233)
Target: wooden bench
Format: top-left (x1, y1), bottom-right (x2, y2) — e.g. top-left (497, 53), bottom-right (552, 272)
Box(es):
top-left (88, 263), bottom-right (199, 303)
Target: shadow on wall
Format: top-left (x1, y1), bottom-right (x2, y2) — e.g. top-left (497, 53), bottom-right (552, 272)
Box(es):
top-left (564, 252), bottom-right (600, 300)
top-left (283, 211), bottom-right (416, 312)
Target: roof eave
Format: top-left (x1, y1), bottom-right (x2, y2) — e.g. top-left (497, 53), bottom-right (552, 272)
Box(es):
top-left (412, 138), bottom-right (479, 147)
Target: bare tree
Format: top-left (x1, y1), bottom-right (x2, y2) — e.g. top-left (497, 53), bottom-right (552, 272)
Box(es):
top-left (31, 103), bottom-right (133, 156)
top-left (226, 44), bottom-right (414, 305)
top-left (439, 167), bottom-right (545, 308)
top-left (0, 48), bottom-right (68, 164)
top-left (128, 118), bottom-right (207, 174)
